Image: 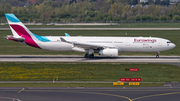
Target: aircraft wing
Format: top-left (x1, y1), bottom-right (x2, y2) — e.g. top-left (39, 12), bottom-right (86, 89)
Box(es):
top-left (60, 37), bottom-right (115, 49)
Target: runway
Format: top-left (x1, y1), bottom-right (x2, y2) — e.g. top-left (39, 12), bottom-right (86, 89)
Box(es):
top-left (2, 28), bottom-right (180, 30)
top-left (0, 87), bottom-right (180, 101)
top-left (0, 55), bottom-right (180, 64)
top-left (0, 55), bottom-right (179, 101)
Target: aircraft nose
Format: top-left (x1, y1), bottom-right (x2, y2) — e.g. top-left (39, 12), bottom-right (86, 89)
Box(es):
top-left (172, 43), bottom-right (176, 48)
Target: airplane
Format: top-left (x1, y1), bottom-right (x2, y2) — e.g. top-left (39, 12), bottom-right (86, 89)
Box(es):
top-left (5, 14), bottom-right (176, 58)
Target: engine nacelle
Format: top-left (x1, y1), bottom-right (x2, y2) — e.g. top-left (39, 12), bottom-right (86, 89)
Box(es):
top-left (99, 48), bottom-right (118, 57)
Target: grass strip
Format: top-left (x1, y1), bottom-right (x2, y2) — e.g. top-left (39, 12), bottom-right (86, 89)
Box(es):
top-left (0, 83), bottom-right (164, 87)
top-left (0, 62), bottom-right (179, 82)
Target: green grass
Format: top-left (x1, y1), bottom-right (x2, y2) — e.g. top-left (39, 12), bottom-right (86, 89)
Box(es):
top-left (0, 62), bottom-right (179, 82)
top-left (0, 83), bottom-right (164, 87)
top-left (0, 30), bottom-right (179, 55)
top-left (1, 23), bottom-right (180, 28)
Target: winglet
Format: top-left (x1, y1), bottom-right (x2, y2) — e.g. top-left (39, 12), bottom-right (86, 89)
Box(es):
top-left (65, 33), bottom-right (70, 37)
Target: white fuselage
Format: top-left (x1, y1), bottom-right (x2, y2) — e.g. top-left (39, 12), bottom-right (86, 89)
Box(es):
top-left (35, 36), bottom-right (176, 53)
top-left (5, 14), bottom-right (176, 57)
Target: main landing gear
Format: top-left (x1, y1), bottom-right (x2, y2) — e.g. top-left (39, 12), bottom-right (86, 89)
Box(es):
top-left (84, 53), bottom-right (94, 58)
top-left (156, 52), bottom-right (159, 58)
top-left (84, 49), bottom-right (94, 58)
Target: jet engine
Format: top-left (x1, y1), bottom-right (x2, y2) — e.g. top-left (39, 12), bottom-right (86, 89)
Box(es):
top-left (99, 48), bottom-right (118, 57)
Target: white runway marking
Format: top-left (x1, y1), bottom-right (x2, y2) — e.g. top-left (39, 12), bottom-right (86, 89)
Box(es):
top-left (117, 59), bottom-right (180, 61)
top-left (0, 97), bottom-right (21, 101)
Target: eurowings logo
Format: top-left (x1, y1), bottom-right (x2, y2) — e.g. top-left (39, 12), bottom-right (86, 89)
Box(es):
top-left (134, 39), bottom-right (157, 43)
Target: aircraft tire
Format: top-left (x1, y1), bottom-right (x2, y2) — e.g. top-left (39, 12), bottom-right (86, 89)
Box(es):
top-left (89, 54), bottom-right (94, 58)
top-left (84, 53), bottom-right (88, 58)
top-left (156, 55), bottom-right (159, 58)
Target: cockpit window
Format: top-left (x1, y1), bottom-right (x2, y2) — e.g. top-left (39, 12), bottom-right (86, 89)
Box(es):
top-left (167, 41), bottom-right (171, 43)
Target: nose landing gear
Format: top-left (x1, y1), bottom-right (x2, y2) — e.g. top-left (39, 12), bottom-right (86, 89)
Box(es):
top-left (156, 52), bottom-right (159, 58)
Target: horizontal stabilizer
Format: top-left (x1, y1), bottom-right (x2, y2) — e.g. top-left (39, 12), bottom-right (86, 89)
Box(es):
top-left (7, 36), bottom-right (25, 42)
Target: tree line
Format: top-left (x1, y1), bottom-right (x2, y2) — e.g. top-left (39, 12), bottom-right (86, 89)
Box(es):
top-left (0, 0), bottom-right (180, 23)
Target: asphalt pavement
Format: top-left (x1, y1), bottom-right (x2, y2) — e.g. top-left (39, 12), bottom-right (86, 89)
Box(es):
top-left (0, 87), bottom-right (180, 101)
top-left (0, 55), bottom-right (179, 66)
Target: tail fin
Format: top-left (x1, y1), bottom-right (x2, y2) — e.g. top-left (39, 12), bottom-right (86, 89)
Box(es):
top-left (5, 14), bottom-right (35, 38)
top-left (5, 14), bottom-right (41, 48)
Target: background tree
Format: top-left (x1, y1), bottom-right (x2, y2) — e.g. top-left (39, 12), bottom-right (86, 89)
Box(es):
top-left (4, 3), bottom-right (11, 12)
top-left (173, 15), bottom-right (180, 21)
top-left (0, 0), bottom-right (179, 23)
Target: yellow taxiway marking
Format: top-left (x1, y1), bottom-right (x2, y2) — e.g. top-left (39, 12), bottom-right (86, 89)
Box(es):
top-left (24, 89), bottom-right (180, 101)
top-left (18, 88), bottom-right (25, 93)
top-left (2, 89), bottom-right (180, 101)
top-left (80, 91), bottom-right (180, 101)
top-left (132, 91), bottom-right (180, 101)
top-left (20, 90), bottom-right (132, 101)
top-left (79, 91), bottom-right (132, 101)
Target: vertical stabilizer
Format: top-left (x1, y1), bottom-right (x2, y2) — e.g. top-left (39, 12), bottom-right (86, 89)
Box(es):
top-left (5, 14), bottom-right (34, 37)
top-left (5, 14), bottom-right (41, 48)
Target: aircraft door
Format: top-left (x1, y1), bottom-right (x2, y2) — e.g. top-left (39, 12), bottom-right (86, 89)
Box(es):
top-left (126, 39), bottom-right (130, 46)
top-left (158, 40), bottom-right (162, 46)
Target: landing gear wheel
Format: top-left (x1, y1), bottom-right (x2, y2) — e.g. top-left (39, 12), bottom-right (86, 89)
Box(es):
top-left (89, 54), bottom-right (94, 58)
top-left (84, 53), bottom-right (94, 58)
top-left (156, 52), bottom-right (159, 58)
top-left (84, 53), bottom-right (88, 58)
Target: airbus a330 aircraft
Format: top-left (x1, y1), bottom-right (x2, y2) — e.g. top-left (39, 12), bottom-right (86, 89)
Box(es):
top-left (5, 14), bottom-right (176, 58)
